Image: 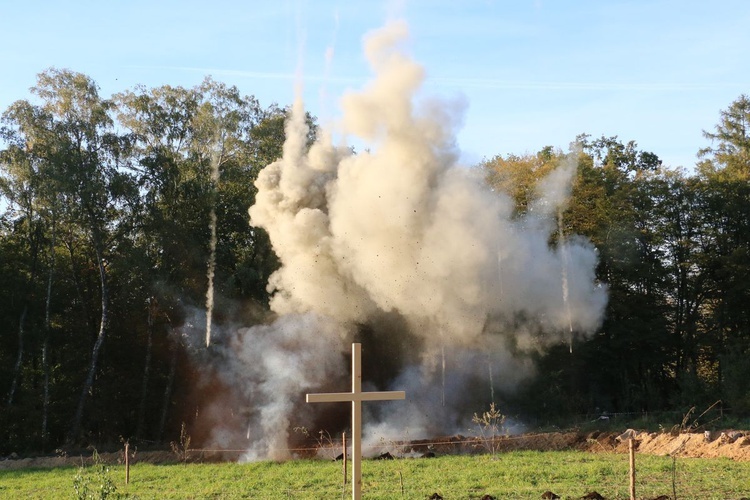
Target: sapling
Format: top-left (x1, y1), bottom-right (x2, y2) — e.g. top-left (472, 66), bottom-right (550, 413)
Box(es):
top-left (72, 450), bottom-right (117, 500)
top-left (471, 402), bottom-right (507, 457)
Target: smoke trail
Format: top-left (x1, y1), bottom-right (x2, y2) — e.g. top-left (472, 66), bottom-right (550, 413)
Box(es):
top-left (441, 344), bottom-right (446, 407)
top-left (318, 9), bottom-right (339, 122)
top-left (205, 149), bottom-right (221, 347)
top-left (488, 354), bottom-right (495, 404)
top-left (185, 20), bottom-right (608, 458)
top-left (558, 208), bottom-right (574, 353)
top-left (531, 153), bottom-right (579, 354)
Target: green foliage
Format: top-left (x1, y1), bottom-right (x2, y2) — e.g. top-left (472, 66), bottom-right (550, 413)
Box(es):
top-left (480, 147), bottom-right (562, 213)
top-left (721, 346), bottom-right (750, 413)
top-left (72, 450), bottom-right (118, 500)
top-left (0, 69), bottom-right (287, 453)
top-left (698, 94), bottom-right (750, 180)
top-left (497, 125), bottom-right (750, 423)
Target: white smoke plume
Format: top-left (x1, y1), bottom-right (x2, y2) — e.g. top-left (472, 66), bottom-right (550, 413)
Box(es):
top-left (205, 133), bottom-right (224, 347)
top-left (249, 19), bottom-right (605, 342)
top-left (195, 20), bottom-right (607, 459)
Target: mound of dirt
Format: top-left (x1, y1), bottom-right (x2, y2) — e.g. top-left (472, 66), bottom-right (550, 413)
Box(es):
top-left (402, 430), bottom-right (750, 461)
top-left (629, 430), bottom-right (750, 460)
top-left (555, 429), bottom-right (750, 461)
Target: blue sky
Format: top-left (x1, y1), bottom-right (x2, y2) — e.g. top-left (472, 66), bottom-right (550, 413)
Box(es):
top-left (1, 0), bottom-right (749, 169)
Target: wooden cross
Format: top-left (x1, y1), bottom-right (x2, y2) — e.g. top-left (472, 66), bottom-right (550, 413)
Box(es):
top-left (306, 343), bottom-right (406, 500)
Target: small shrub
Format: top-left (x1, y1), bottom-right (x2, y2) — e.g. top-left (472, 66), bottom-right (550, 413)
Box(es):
top-left (170, 422), bottom-right (191, 464)
top-left (72, 450), bottom-right (117, 499)
top-left (293, 427), bottom-right (340, 459)
top-left (472, 402), bottom-right (507, 457)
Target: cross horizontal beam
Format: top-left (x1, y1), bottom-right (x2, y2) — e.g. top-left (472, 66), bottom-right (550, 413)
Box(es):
top-left (306, 391), bottom-right (405, 403)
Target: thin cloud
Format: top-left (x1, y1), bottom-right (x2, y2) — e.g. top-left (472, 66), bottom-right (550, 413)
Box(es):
top-left (129, 66), bottom-right (744, 93)
top-left (129, 65), bottom-right (366, 85)
top-left (429, 77), bottom-right (746, 92)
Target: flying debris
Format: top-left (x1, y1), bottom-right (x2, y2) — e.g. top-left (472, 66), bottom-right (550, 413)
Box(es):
top-left (190, 20), bottom-right (607, 460)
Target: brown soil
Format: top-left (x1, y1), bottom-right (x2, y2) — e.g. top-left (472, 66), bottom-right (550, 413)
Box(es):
top-left (0, 430), bottom-right (747, 470)
top-left (381, 429), bottom-right (750, 461)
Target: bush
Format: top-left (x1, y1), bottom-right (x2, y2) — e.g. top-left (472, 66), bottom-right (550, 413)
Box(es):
top-left (72, 450), bottom-right (118, 499)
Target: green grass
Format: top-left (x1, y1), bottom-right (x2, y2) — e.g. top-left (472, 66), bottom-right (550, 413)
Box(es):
top-left (0, 451), bottom-right (748, 499)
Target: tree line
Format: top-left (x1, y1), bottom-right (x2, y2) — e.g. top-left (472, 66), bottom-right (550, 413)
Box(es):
top-left (0, 69), bottom-right (286, 453)
top-left (0, 69), bottom-right (748, 453)
top-left (483, 98), bottom-right (750, 423)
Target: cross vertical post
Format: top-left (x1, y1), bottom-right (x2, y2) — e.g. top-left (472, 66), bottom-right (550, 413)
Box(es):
top-left (306, 343), bottom-right (406, 500)
top-left (352, 342), bottom-right (362, 497)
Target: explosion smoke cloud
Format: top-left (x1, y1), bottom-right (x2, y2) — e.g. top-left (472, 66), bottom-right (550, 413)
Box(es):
top-left (249, 20), bottom-right (605, 343)
top-left (199, 20), bottom-right (607, 458)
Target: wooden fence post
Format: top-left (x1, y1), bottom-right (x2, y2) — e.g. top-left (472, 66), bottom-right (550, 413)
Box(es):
top-left (124, 441), bottom-right (130, 485)
top-left (343, 432), bottom-right (347, 487)
top-left (629, 438), bottom-right (635, 500)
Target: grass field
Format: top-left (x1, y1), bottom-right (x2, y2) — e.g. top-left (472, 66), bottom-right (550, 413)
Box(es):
top-left (0, 451), bottom-right (748, 499)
